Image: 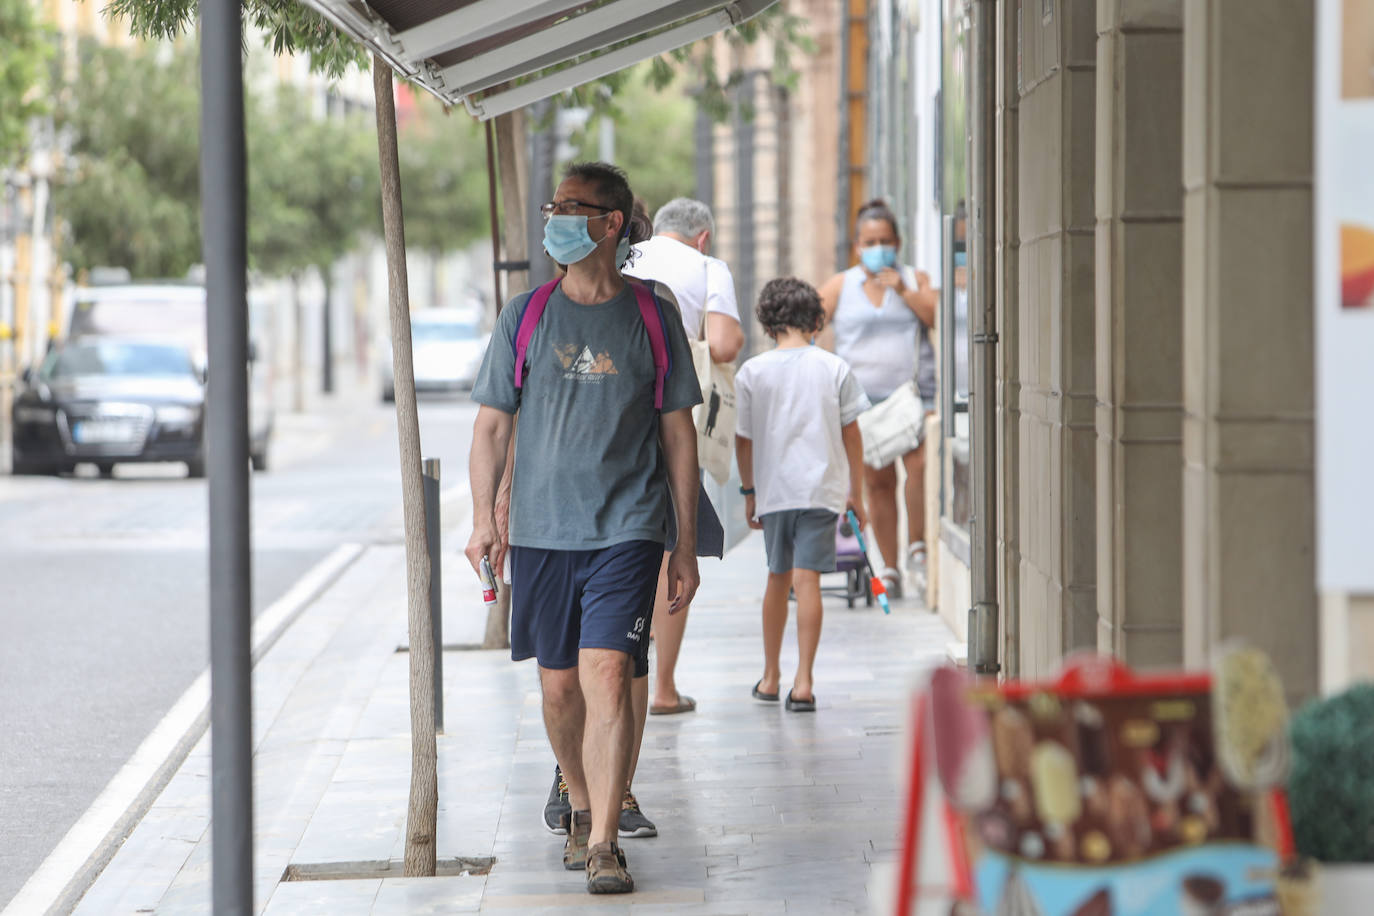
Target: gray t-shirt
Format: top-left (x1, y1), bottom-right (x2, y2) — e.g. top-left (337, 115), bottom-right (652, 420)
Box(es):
top-left (470, 281), bottom-right (703, 550)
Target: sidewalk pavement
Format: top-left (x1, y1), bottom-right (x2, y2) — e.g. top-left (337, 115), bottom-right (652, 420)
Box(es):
top-left (71, 532), bottom-right (956, 915)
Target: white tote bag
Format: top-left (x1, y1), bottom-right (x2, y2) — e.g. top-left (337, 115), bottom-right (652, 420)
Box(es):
top-left (856, 380), bottom-right (923, 469)
top-left (691, 307), bottom-right (737, 485)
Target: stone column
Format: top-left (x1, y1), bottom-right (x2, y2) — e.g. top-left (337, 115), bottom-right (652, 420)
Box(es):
top-left (1093, 0), bottom-right (1185, 667)
top-left (1015, 0), bottom-right (1098, 677)
top-left (1181, 0), bottom-right (1317, 702)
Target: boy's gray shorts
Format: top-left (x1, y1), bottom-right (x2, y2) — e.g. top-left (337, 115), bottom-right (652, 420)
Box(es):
top-left (761, 509), bottom-right (839, 575)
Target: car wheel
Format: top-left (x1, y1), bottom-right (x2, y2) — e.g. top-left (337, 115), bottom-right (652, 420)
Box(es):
top-left (186, 457), bottom-right (206, 479)
top-left (250, 449), bottom-right (268, 472)
top-left (96, 462), bottom-right (116, 478)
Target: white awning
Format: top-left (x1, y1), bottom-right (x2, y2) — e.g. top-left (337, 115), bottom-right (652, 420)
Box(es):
top-left (294, 0), bottom-right (779, 119)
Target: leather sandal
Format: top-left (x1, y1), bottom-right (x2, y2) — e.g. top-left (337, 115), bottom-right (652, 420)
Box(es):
top-left (586, 841), bottom-right (634, 894)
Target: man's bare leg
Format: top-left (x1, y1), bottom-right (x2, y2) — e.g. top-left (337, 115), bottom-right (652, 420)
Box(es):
top-left (579, 647), bottom-right (635, 847)
top-left (540, 665), bottom-right (589, 811)
top-left (649, 553), bottom-right (692, 709)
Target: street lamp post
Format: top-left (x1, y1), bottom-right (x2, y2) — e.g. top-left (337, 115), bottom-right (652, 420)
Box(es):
top-left (200, 2), bottom-right (255, 912)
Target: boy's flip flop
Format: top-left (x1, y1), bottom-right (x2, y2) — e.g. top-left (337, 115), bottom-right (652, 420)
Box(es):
top-left (649, 694), bottom-right (697, 716)
top-left (751, 680), bottom-right (779, 702)
top-left (785, 689), bottom-right (817, 712)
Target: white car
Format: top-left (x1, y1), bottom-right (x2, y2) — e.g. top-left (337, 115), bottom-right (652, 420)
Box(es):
top-left (379, 309), bottom-right (490, 401)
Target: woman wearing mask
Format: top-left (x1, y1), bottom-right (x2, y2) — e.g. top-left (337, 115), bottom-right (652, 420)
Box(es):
top-left (818, 199), bottom-right (938, 598)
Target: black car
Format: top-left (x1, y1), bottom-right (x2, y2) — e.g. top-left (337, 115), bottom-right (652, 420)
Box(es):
top-left (11, 338), bottom-right (209, 478)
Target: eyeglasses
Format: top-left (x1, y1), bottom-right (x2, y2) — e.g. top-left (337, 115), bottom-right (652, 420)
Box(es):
top-left (540, 199), bottom-right (614, 220)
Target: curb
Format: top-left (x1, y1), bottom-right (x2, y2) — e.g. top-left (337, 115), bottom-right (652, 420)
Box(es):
top-left (2, 543), bottom-right (366, 916)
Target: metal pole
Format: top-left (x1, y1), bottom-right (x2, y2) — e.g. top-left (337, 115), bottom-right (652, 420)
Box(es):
top-left (200, 2), bottom-right (254, 911)
top-left (966, 0), bottom-right (999, 677)
top-left (423, 457), bottom-right (444, 734)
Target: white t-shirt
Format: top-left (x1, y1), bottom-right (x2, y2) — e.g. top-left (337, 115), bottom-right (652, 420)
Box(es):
top-left (735, 346), bottom-right (871, 516)
top-left (625, 235), bottom-right (741, 337)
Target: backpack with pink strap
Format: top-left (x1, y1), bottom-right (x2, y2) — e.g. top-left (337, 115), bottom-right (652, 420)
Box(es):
top-left (512, 278), bottom-right (672, 409)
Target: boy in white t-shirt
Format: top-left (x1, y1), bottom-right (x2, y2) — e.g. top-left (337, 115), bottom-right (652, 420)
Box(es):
top-left (734, 278), bottom-right (870, 712)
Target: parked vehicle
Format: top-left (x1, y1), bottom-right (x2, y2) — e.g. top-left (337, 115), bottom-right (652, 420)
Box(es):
top-left (379, 308), bottom-right (489, 402)
top-left (11, 338), bottom-right (210, 477)
top-left (66, 282), bottom-right (273, 469)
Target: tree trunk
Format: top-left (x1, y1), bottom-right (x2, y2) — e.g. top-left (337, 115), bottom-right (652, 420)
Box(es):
top-left (372, 55), bottom-right (437, 879)
top-left (320, 263), bottom-right (334, 395)
top-left (494, 109), bottom-right (530, 297)
top-left (481, 109), bottom-right (530, 651)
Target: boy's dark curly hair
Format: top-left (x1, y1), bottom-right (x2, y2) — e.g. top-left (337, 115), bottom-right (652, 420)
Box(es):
top-left (756, 277), bottom-right (824, 337)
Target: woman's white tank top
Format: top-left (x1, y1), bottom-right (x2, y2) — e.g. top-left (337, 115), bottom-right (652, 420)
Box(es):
top-left (832, 265), bottom-right (919, 401)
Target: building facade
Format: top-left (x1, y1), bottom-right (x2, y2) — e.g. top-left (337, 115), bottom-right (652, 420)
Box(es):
top-left (712, 0), bottom-right (1372, 701)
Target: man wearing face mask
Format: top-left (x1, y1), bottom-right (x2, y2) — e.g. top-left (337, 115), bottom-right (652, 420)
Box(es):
top-left (466, 162), bottom-right (703, 895)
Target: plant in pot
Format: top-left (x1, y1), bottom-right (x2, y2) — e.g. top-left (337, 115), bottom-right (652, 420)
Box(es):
top-left (1287, 683), bottom-right (1374, 914)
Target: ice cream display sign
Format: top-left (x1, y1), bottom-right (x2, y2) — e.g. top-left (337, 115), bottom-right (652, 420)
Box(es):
top-left (932, 657), bottom-right (1283, 916)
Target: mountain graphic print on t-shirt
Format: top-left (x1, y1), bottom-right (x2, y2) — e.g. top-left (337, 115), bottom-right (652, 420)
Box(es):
top-left (553, 342), bottom-right (618, 382)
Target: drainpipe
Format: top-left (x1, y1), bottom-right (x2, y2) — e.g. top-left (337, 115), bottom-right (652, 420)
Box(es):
top-left (966, 0), bottom-right (999, 677)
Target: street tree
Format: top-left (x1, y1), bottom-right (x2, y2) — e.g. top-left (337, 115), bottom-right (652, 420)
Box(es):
top-left (249, 87), bottom-right (378, 409)
top-left (398, 103), bottom-right (489, 308)
top-left (53, 40), bottom-right (202, 278)
top-left (0, 0), bottom-right (51, 169)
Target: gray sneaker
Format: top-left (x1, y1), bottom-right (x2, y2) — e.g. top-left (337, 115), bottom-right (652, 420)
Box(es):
top-left (544, 765), bottom-right (570, 835)
top-left (618, 789), bottom-right (657, 838)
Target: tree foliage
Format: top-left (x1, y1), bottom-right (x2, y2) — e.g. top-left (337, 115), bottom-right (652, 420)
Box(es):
top-left (53, 41), bottom-right (202, 277)
top-left (563, 6), bottom-right (815, 123)
top-left (0, 0), bottom-right (53, 168)
top-left (104, 0), bottom-right (367, 78)
top-left (248, 87), bottom-right (379, 278)
top-left (53, 39), bottom-right (380, 279)
top-left (398, 98), bottom-right (490, 257)
top-left (562, 66), bottom-right (696, 214)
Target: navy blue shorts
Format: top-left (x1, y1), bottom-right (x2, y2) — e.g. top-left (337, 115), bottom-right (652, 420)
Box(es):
top-left (509, 540), bottom-right (662, 677)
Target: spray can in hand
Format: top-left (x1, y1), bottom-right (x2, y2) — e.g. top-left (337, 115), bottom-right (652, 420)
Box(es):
top-left (479, 556), bottom-right (499, 607)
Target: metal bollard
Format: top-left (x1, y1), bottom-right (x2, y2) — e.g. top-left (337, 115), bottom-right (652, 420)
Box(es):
top-left (422, 456), bottom-right (444, 734)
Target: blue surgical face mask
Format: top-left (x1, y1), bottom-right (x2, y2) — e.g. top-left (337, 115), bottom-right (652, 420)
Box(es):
top-left (953, 250), bottom-right (968, 268)
top-left (543, 214), bottom-right (607, 265)
top-left (859, 244), bottom-right (897, 273)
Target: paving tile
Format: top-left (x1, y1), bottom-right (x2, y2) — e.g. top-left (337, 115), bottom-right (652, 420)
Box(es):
top-left (261, 878), bottom-right (380, 915)
top-left (81, 533), bottom-right (955, 915)
top-left (370, 875), bottom-right (485, 914)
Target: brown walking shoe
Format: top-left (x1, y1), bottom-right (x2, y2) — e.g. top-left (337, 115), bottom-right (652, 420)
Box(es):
top-left (563, 809), bottom-right (591, 870)
top-left (585, 840), bottom-right (634, 894)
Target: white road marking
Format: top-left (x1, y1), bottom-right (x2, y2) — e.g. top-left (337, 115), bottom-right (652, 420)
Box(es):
top-left (2, 542), bottom-right (365, 916)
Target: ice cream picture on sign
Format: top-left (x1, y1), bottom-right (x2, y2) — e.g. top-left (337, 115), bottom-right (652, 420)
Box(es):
top-left (1342, 224), bottom-right (1374, 308)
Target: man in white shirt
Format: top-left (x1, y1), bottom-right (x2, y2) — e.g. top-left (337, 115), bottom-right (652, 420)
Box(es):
top-left (621, 199), bottom-right (742, 713)
top-left (626, 198), bottom-right (745, 364)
